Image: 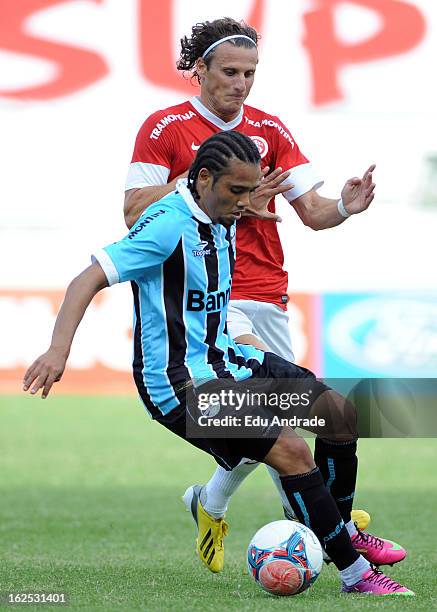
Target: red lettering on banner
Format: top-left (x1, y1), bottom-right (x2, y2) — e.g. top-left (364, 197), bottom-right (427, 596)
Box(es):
top-left (0, 0), bottom-right (427, 103)
top-left (0, 0), bottom-right (108, 100)
top-left (303, 0), bottom-right (426, 105)
top-left (138, 0), bottom-right (265, 94)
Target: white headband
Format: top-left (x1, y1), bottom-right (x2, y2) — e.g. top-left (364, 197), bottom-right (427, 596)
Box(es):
top-left (202, 35), bottom-right (256, 58)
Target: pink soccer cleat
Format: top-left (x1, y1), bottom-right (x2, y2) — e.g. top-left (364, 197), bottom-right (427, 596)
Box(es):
top-left (351, 529), bottom-right (406, 566)
top-left (342, 567), bottom-right (415, 596)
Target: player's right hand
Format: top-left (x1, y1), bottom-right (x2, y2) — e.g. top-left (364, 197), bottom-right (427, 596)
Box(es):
top-left (244, 166), bottom-right (293, 221)
top-left (23, 347), bottom-right (67, 399)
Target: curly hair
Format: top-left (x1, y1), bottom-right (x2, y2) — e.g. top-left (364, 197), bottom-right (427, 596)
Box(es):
top-left (177, 17), bottom-right (259, 82)
top-left (188, 131), bottom-right (261, 197)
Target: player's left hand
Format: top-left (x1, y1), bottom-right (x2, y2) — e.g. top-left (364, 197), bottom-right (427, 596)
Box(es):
top-left (341, 164), bottom-right (376, 215)
top-left (23, 347), bottom-right (67, 399)
top-left (244, 167), bottom-right (293, 222)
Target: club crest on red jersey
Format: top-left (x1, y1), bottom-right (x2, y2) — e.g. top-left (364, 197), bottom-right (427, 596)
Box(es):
top-left (250, 136), bottom-right (269, 159)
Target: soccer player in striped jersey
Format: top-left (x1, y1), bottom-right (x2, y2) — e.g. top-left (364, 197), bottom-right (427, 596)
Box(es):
top-left (24, 132), bottom-right (412, 596)
top-left (124, 17), bottom-right (375, 572)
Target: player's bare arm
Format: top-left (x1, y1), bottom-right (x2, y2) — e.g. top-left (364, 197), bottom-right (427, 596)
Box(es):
top-left (23, 263), bottom-right (108, 398)
top-left (124, 164), bottom-right (294, 228)
top-left (292, 164), bottom-right (376, 230)
top-left (124, 170), bottom-right (189, 229)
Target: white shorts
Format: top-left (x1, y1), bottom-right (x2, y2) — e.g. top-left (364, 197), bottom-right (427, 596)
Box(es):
top-left (227, 299), bottom-right (295, 362)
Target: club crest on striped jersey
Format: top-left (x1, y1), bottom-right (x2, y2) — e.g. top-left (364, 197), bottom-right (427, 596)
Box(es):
top-left (250, 136), bottom-right (268, 159)
top-left (192, 240), bottom-right (211, 257)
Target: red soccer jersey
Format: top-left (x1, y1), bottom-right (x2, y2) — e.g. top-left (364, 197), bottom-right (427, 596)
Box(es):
top-left (126, 97), bottom-right (321, 308)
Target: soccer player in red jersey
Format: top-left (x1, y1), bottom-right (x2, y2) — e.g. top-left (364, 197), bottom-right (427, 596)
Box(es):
top-left (124, 18), bottom-right (378, 573)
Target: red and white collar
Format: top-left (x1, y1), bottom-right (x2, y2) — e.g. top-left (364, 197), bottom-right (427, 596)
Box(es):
top-left (190, 96), bottom-right (244, 131)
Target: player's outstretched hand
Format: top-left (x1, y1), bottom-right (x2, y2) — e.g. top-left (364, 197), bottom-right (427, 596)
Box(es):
top-left (341, 164), bottom-right (376, 215)
top-left (244, 166), bottom-right (293, 222)
top-left (23, 347), bottom-right (67, 399)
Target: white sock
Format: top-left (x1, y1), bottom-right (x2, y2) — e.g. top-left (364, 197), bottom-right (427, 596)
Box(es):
top-left (266, 465), bottom-right (296, 518)
top-left (201, 461), bottom-right (259, 518)
top-left (345, 519), bottom-right (358, 538)
top-left (340, 555), bottom-right (371, 586)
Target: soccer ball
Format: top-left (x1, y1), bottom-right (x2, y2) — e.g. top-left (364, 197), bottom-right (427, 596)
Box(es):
top-left (247, 520), bottom-right (323, 596)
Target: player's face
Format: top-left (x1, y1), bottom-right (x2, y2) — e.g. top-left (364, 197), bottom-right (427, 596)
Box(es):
top-left (197, 44), bottom-right (258, 121)
top-left (197, 159), bottom-right (262, 227)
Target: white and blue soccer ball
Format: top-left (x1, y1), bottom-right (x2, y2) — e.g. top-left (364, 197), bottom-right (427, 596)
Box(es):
top-left (247, 520), bottom-right (323, 596)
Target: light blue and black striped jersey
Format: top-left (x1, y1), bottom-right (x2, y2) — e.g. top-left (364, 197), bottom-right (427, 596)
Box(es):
top-left (93, 180), bottom-right (265, 418)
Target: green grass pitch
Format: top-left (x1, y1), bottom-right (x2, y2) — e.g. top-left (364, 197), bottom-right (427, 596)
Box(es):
top-left (1, 394), bottom-right (436, 611)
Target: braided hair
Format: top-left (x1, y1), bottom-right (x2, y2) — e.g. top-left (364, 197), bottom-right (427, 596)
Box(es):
top-left (177, 18), bottom-right (259, 82)
top-left (187, 131), bottom-right (261, 197)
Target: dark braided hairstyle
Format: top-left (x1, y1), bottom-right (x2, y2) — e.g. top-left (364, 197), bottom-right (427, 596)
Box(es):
top-left (177, 18), bottom-right (259, 83)
top-left (187, 131), bottom-right (261, 197)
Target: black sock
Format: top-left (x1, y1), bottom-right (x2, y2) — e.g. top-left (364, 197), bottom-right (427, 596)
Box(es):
top-left (314, 438), bottom-right (358, 524)
top-left (280, 467), bottom-right (359, 570)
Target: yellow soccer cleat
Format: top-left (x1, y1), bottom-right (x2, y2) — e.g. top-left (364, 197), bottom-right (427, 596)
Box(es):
top-left (351, 509), bottom-right (371, 531)
top-left (182, 485), bottom-right (228, 573)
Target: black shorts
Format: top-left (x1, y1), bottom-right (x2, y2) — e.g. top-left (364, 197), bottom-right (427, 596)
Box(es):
top-left (156, 352), bottom-right (330, 471)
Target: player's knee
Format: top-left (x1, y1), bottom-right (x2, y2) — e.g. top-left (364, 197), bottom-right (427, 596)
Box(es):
top-left (314, 390), bottom-right (358, 440)
top-left (264, 433), bottom-right (315, 476)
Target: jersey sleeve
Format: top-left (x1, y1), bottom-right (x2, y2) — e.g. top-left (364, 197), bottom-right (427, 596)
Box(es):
top-left (125, 112), bottom-right (172, 190)
top-left (92, 204), bottom-right (182, 284)
top-left (272, 116), bottom-right (324, 202)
